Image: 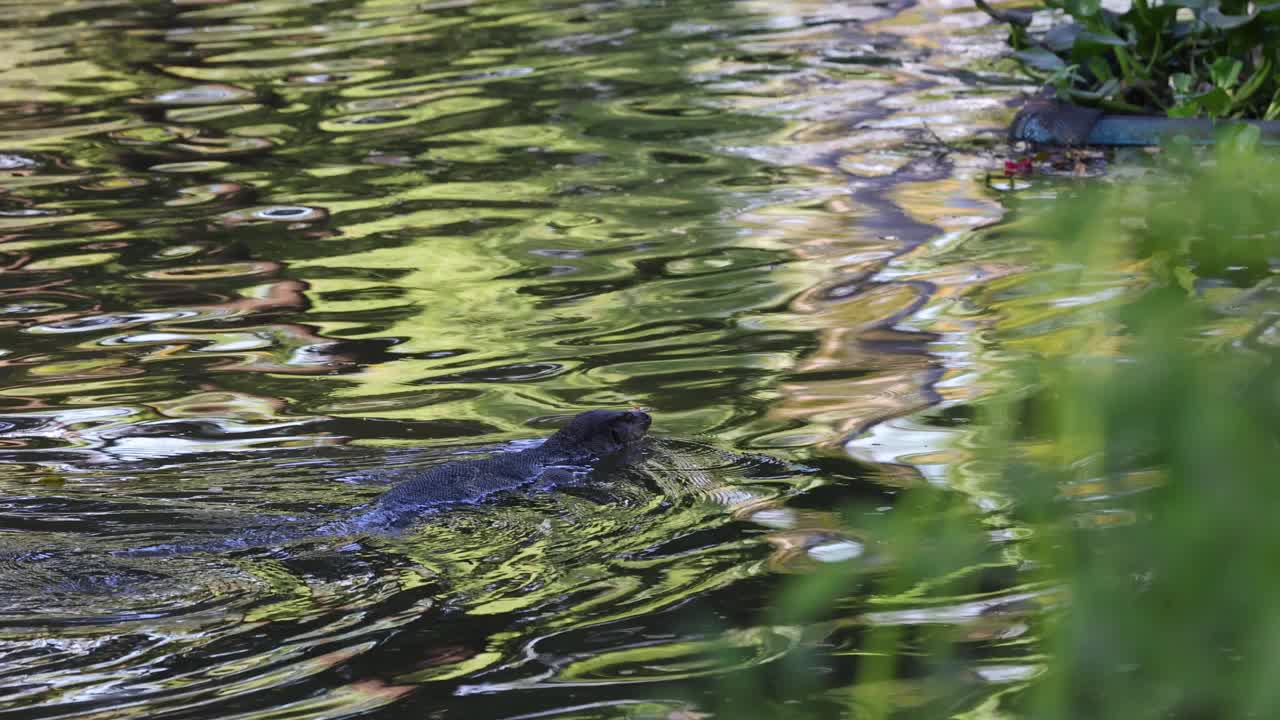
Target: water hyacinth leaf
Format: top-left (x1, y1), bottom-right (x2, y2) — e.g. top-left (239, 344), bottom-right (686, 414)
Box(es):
top-left (1015, 48), bottom-right (1067, 71)
top-left (1086, 55), bottom-right (1115, 82)
top-left (1111, 45), bottom-right (1142, 83)
top-left (1233, 58), bottom-right (1273, 105)
top-left (1076, 30), bottom-right (1130, 47)
top-left (1000, 0), bottom-right (1277, 119)
top-left (1210, 57), bottom-right (1243, 90)
top-left (1264, 88), bottom-right (1280, 120)
top-left (1202, 7), bottom-right (1257, 27)
top-left (1070, 77), bottom-right (1120, 100)
top-left (1044, 22), bottom-right (1083, 52)
top-left (1129, 4), bottom-right (1180, 32)
top-left (1196, 87), bottom-right (1233, 116)
top-left (1048, 63), bottom-right (1085, 91)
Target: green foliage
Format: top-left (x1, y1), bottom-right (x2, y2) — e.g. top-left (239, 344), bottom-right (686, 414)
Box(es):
top-left (756, 140), bottom-right (1280, 718)
top-left (990, 139), bottom-right (1280, 718)
top-left (983, 0), bottom-right (1280, 119)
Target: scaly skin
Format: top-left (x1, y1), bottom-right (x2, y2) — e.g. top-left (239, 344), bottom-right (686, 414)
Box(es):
top-left (381, 409), bottom-right (648, 509)
top-left (119, 409), bottom-right (652, 555)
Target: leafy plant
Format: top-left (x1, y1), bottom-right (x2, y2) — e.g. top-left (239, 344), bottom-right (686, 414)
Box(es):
top-left (744, 140), bottom-right (1280, 718)
top-left (988, 139), bottom-right (1280, 719)
top-left (980, 0), bottom-right (1280, 119)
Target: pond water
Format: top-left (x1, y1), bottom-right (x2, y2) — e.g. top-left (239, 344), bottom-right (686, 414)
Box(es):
top-left (0, 1), bottom-right (1050, 718)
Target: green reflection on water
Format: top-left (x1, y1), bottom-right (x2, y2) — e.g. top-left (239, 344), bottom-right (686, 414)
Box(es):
top-left (0, 0), bottom-right (1039, 717)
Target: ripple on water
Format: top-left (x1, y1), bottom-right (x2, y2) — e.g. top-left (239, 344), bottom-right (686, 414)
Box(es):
top-left (0, 153), bottom-right (38, 170)
top-left (108, 125), bottom-right (200, 145)
top-left (218, 205), bottom-right (328, 224)
top-left (166, 103), bottom-right (265, 123)
top-left (140, 84), bottom-right (256, 106)
top-left (173, 135), bottom-right (278, 157)
top-left (134, 262), bottom-right (276, 281)
top-left (79, 176), bottom-right (150, 191)
top-left (456, 625), bottom-right (802, 693)
top-left (0, 544), bottom-right (426, 717)
top-left (165, 182), bottom-right (244, 206)
top-left (340, 63), bottom-right (566, 97)
top-left (0, 300), bottom-right (67, 315)
top-left (147, 160), bottom-right (233, 173)
top-left (0, 0), bottom-right (1032, 716)
top-left (0, 549), bottom-right (267, 622)
top-left (320, 97), bottom-right (509, 133)
top-left (25, 310), bottom-right (203, 334)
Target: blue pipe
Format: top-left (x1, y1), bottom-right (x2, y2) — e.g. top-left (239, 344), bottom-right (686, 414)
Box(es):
top-left (1010, 98), bottom-right (1280, 146)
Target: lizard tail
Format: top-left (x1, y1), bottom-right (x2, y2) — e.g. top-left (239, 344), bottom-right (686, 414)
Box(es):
top-left (112, 520), bottom-right (346, 557)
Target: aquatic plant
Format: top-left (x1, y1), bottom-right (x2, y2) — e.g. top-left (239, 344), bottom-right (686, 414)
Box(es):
top-left (981, 0), bottom-right (1280, 119)
top-left (748, 138), bottom-right (1280, 718)
top-left (987, 136), bottom-right (1280, 719)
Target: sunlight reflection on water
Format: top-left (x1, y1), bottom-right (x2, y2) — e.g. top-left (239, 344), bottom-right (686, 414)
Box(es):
top-left (0, 0), bottom-right (1061, 716)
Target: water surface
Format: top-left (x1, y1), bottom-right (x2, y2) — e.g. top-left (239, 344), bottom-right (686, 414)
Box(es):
top-left (0, 0), bottom-right (1046, 717)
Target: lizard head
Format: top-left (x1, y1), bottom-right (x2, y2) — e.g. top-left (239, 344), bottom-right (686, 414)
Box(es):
top-left (545, 409), bottom-right (651, 456)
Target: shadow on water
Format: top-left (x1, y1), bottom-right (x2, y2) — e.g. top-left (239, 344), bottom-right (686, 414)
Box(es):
top-left (0, 0), bottom-right (1046, 717)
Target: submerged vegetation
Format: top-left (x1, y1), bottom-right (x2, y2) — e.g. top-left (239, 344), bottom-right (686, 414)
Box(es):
top-left (983, 0), bottom-right (1280, 119)
top-left (755, 139), bottom-right (1280, 717)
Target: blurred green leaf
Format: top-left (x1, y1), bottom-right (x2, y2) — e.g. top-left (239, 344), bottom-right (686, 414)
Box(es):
top-left (1209, 57), bottom-right (1243, 89)
top-left (1233, 58), bottom-right (1273, 106)
top-left (1218, 123), bottom-right (1262, 153)
top-left (1266, 89), bottom-right (1280, 120)
top-left (1066, 0), bottom-right (1102, 17)
top-left (763, 140), bottom-right (1280, 720)
top-left (1196, 86), bottom-right (1233, 116)
top-left (1172, 265), bottom-right (1197, 294)
top-left (1086, 55), bottom-right (1115, 81)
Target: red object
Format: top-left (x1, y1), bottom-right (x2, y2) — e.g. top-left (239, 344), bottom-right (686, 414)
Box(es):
top-left (1003, 157), bottom-right (1033, 177)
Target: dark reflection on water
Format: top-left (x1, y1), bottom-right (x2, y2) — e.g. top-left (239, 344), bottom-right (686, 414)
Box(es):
top-left (0, 0), bottom-right (1040, 717)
